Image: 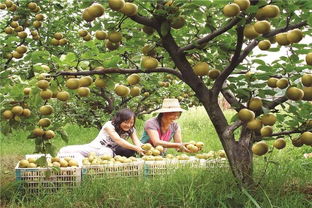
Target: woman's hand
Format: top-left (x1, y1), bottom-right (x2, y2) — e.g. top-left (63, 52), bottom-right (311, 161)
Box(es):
top-left (178, 143), bottom-right (191, 153)
top-left (135, 146), bottom-right (145, 155)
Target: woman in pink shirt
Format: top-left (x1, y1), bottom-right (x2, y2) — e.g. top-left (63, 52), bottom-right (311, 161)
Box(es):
top-left (141, 98), bottom-right (189, 152)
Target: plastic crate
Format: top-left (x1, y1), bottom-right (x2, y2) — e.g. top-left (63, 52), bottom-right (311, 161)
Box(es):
top-left (174, 157), bottom-right (201, 168)
top-left (200, 158), bottom-right (228, 169)
top-left (15, 153), bottom-right (82, 193)
top-left (82, 160), bottom-right (144, 179)
top-left (143, 160), bottom-right (177, 176)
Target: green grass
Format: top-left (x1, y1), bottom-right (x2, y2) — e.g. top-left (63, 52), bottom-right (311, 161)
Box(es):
top-left (0, 107), bottom-right (311, 208)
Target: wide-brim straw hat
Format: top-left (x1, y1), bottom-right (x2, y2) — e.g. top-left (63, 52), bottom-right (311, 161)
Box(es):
top-left (154, 98), bottom-right (185, 113)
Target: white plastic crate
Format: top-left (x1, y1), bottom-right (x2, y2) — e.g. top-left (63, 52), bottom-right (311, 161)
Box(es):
top-left (15, 153), bottom-right (82, 193)
top-left (200, 158), bottom-right (228, 169)
top-left (82, 160), bottom-right (144, 179)
top-left (143, 160), bottom-right (177, 176)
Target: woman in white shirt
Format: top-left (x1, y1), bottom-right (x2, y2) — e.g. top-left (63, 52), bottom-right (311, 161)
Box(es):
top-left (59, 109), bottom-right (144, 157)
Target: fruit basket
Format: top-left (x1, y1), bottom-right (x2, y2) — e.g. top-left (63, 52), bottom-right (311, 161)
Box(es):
top-left (82, 160), bottom-right (144, 179)
top-left (15, 153), bottom-right (82, 193)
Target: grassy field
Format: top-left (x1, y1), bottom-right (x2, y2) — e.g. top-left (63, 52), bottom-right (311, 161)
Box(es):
top-left (0, 107), bottom-right (311, 208)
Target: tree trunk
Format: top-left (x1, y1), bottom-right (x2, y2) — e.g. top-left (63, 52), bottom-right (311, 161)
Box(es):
top-left (203, 99), bottom-right (254, 188)
top-left (225, 137), bottom-right (254, 188)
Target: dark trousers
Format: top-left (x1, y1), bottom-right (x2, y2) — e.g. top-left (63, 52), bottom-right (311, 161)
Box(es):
top-left (113, 145), bottom-right (136, 157)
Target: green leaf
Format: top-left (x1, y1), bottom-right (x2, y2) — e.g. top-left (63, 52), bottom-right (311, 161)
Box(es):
top-left (36, 156), bottom-right (48, 167)
top-left (45, 143), bottom-right (57, 157)
top-left (160, 22), bottom-right (170, 37)
top-left (58, 129), bottom-right (69, 143)
top-left (35, 137), bottom-right (43, 145)
top-left (230, 113), bottom-right (238, 123)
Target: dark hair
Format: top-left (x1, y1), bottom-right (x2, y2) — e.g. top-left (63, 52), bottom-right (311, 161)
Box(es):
top-left (112, 108), bottom-right (136, 136)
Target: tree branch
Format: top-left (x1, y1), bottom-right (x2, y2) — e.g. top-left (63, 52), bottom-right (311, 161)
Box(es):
top-left (212, 25), bottom-right (244, 95)
top-left (179, 16), bottom-right (241, 53)
top-left (55, 67), bottom-right (183, 80)
top-left (221, 88), bottom-right (245, 111)
top-left (264, 96), bottom-right (288, 110)
top-left (223, 120), bottom-right (243, 139)
top-left (129, 14), bottom-right (157, 28)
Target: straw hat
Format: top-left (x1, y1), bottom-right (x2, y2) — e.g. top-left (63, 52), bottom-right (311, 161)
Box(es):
top-left (154, 98), bottom-right (185, 113)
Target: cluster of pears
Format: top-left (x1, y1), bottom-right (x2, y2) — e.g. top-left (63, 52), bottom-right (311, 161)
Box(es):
top-left (141, 44), bottom-right (159, 70)
top-left (292, 132), bottom-right (312, 147)
top-left (19, 156), bottom-right (79, 168)
top-left (82, 3), bottom-right (104, 22)
top-left (223, 0), bottom-right (251, 17)
top-left (185, 140), bottom-right (204, 153)
top-left (78, 30), bottom-right (123, 50)
top-left (114, 73), bottom-right (141, 97)
top-left (252, 137), bottom-right (286, 156)
top-left (50, 32), bottom-right (68, 46)
top-left (267, 74), bottom-right (312, 101)
top-left (2, 105), bottom-right (31, 122)
top-left (7, 45), bottom-right (27, 59)
top-left (238, 98), bottom-right (277, 137)
top-left (0, 0), bottom-right (18, 11)
top-left (65, 76), bottom-right (94, 97)
top-left (196, 150), bottom-right (227, 159)
top-left (141, 143), bottom-right (165, 156)
top-left (192, 62), bottom-right (221, 79)
top-left (108, 0), bottom-right (138, 16)
top-left (82, 152), bottom-right (138, 165)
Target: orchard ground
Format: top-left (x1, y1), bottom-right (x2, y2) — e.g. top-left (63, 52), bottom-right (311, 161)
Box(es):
top-left (0, 107), bottom-right (311, 208)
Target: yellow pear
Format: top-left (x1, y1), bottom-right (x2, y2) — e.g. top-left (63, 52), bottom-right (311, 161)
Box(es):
top-left (120, 2), bottom-right (138, 16)
top-left (56, 91), bottom-right (70, 101)
top-left (258, 40), bottom-right (271, 50)
top-left (2, 110), bottom-right (13, 119)
top-left (306, 53), bottom-right (312, 65)
top-left (223, 3), bottom-right (240, 17)
top-left (38, 118), bottom-right (51, 127)
top-left (261, 114), bottom-right (276, 126)
top-left (11, 106), bottom-right (24, 115)
top-left (95, 78), bottom-right (106, 88)
top-left (267, 77), bottom-right (278, 88)
top-left (141, 57), bottom-right (158, 70)
top-left (262, 5), bottom-right (280, 18)
top-left (238, 108), bottom-right (255, 122)
top-left (287, 29), bottom-right (303, 44)
top-left (39, 105), bottom-right (53, 115)
top-left (248, 97), bottom-right (263, 111)
top-left (79, 76), bottom-right (93, 87)
top-left (276, 78), bottom-right (288, 89)
top-left (234, 0), bottom-right (250, 10)
top-left (254, 21), bottom-right (271, 34)
top-left (275, 33), bottom-right (290, 45)
top-left (243, 24), bottom-right (259, 39)
top-left (302, 87), bottom-right (312, 101)
top-left (127, 74), bottom-right (140, 85)
top-left (300, 132), bottom-right (312, 145)
top-left (130, 86), bottom-right (141, 97)
top-left (77, 87), bottom-right (90, 97)
top-left (108, 31), bottom-right (122, 43)
top-left (66, 78), bottom-right (80, 90)
top-left (193, 62), bottom-right (209, 76)
top-left (208, 69), bottom-right (221, 80)
top-left (95, 31), bottom-right (107, 40)
top-left (301, 74), bottom-right (312, 87)
top-left (108, 0), bottom-right (125, 11)
top-left (252, 141), bottom-right (268, 156)
top-left (260, 126), bottom-right (273, 137)
top-left (247, 119), bottom-right (262, 130)
top-left (114, 84), bottom-right (130, 97)
top-left (286, 87), bottom-right (304, 101)
top-left (273, 138), bottom-right (286, 149)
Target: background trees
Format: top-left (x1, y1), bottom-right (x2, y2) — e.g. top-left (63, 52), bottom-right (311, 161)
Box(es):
top-left (1, 0), bottom-right (311, 187)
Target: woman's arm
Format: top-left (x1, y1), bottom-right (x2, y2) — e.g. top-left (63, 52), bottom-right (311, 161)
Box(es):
top-left (104, 126), bottom-right (143, 154)
top-left (173, 126), bottom-right (190, 152)
top-left (130, 129), bottom-right (143, 147)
